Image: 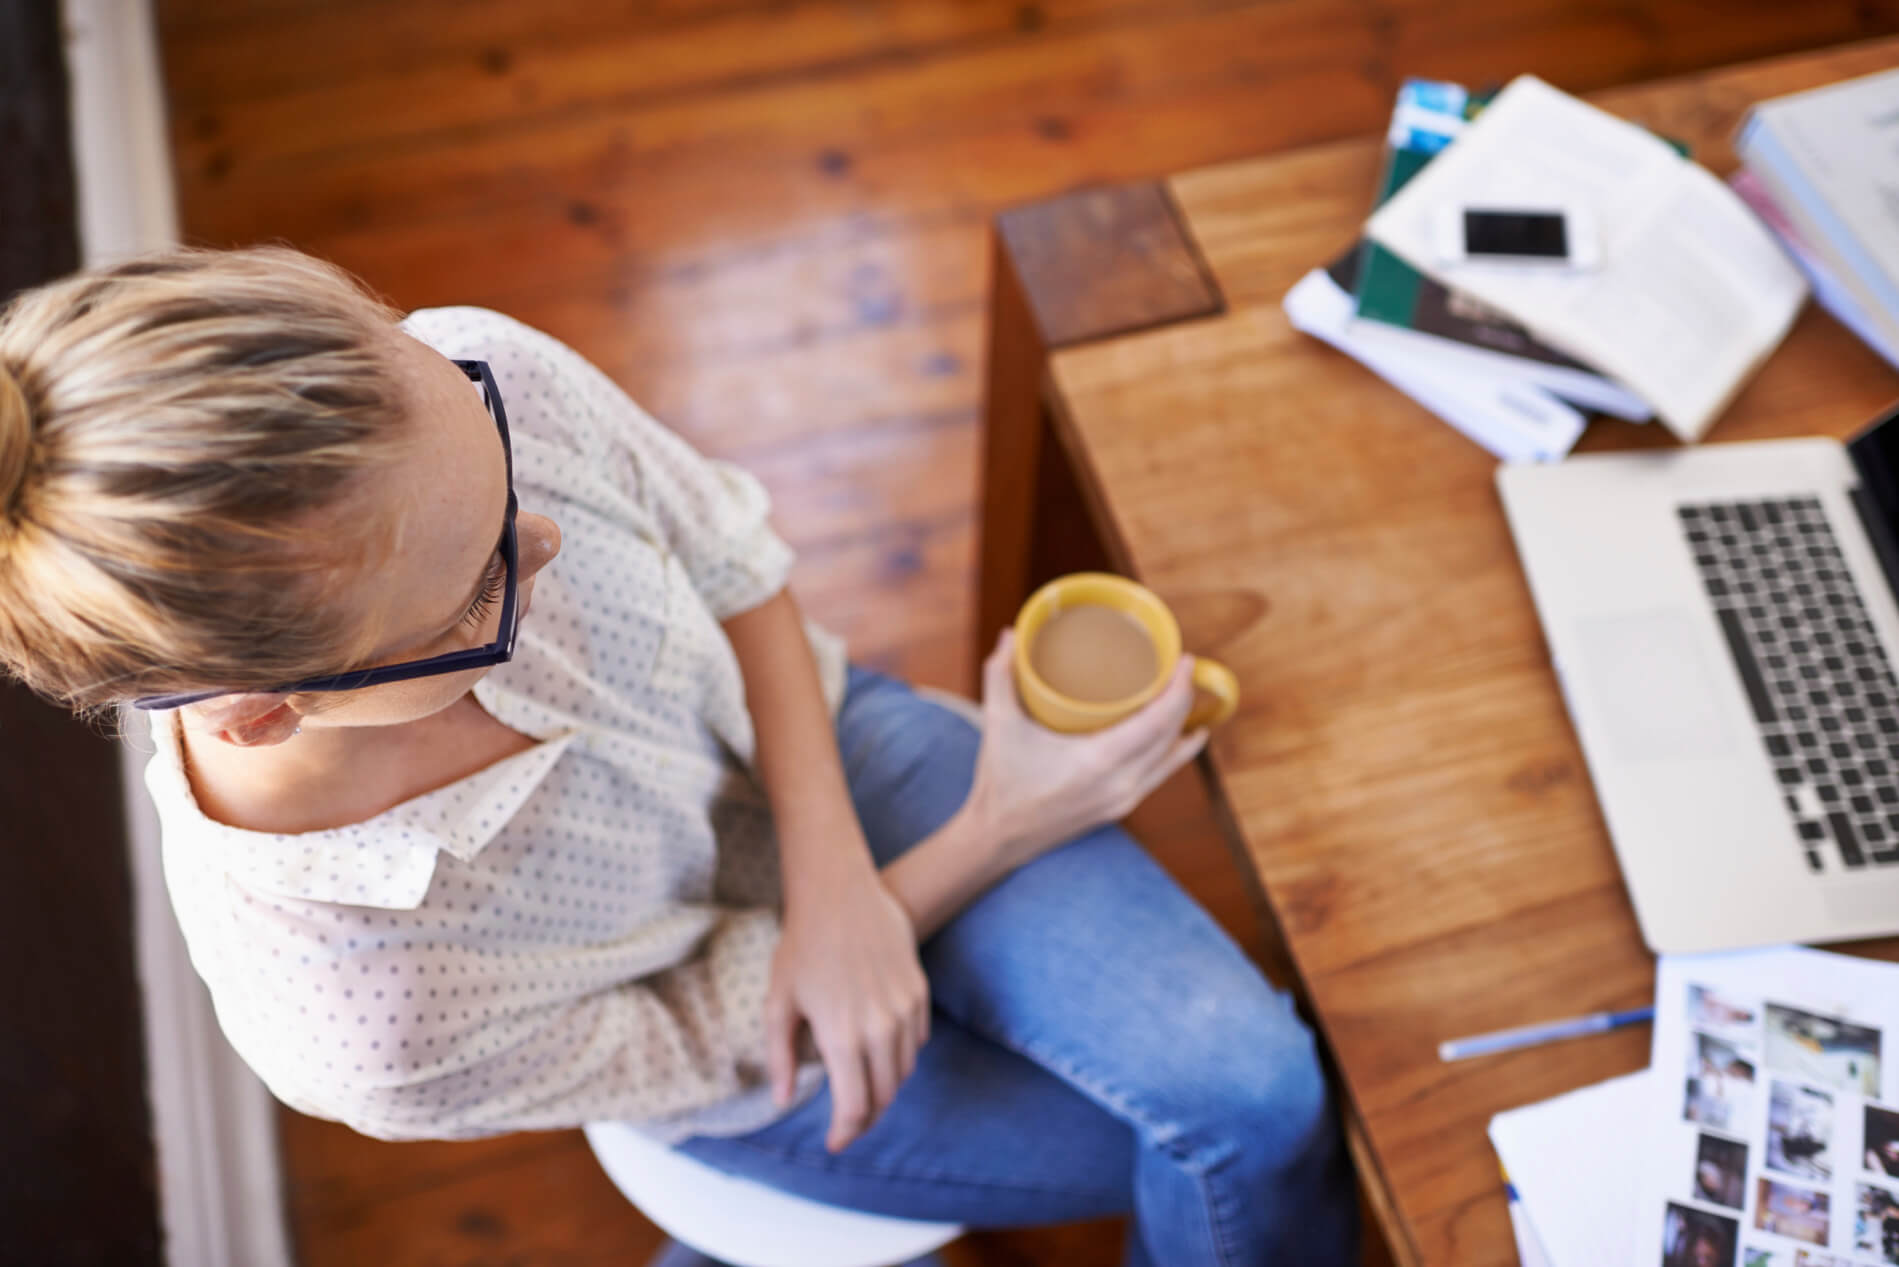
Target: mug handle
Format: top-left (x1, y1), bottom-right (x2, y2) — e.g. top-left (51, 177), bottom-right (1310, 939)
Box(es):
top-left (1184, 657), bottom-right (1239, 731)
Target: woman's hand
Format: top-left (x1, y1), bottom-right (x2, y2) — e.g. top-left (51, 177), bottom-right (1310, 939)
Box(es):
top-left (967, 629), bottom-right (1209, 870)
top-left (764, 852), bottom-right (930, 1154)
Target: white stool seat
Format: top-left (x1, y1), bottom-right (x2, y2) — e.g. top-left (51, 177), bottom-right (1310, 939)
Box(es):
top-left (585, 1121), bottom-right (962, 1267)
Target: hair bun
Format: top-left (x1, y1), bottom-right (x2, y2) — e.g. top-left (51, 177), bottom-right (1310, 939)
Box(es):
top-left (0, 361), bottom-right (29, 528)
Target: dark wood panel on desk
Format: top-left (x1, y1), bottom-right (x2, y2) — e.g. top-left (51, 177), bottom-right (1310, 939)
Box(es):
top-left (157, 2), bottom-right (1899, 1264)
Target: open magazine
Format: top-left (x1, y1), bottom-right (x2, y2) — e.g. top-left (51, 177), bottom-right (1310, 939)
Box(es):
top-left (1367, 75), bottom-right (1807, 442)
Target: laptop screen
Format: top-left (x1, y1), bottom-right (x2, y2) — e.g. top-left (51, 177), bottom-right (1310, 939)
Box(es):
top-left (1851, 407), bottom-right (1899, 524)
top-left (1848, 404), bottom-right (1899, 591)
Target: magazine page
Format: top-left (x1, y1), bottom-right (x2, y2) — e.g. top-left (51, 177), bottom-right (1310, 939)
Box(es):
top-left (1640, 948), bottom-right (1899, 1267)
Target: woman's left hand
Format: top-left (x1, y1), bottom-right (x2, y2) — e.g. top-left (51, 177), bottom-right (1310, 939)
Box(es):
top-left (764, 848), bottom-right (930, 1153)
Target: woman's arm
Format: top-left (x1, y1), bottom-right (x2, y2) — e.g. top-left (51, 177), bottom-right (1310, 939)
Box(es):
top-left (724, 588), bottom-right (930, 1153)
top-left (886, 630), bottom-right (1209, 935)
top-left (722, 588), bottom-right (877, 899)
top-left (725, 594), bottom-right (1206, 1151)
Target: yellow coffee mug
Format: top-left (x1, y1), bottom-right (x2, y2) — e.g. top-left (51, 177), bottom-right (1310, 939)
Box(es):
top-left (1012, 573), bottom-right (1240, 734)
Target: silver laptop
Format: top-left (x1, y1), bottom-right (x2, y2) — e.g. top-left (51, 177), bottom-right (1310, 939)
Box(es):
top-left (1497, 409), bottom-right (1899, 952)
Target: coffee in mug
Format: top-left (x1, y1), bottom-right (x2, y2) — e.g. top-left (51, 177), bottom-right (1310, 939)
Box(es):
top-left (1011, 572), bottom-right (1239, 734)
top-left (1028, 603), bottom-right (1159, 704)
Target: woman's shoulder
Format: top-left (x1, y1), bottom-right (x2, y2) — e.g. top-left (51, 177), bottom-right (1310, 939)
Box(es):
top-left (401, 307), bottom-right (619, 460)
top-left (401, 307), bottom-right (607, 401)
top-left (400, 305), bottom-right (550, 358)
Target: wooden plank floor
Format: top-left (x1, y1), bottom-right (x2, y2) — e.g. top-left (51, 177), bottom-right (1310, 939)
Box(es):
top-left (157, 3), bottom-right (1899, 1264)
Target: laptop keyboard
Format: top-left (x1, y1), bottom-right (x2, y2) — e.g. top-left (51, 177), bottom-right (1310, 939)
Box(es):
top-left (1678, 497), bottom-right (1899, 874)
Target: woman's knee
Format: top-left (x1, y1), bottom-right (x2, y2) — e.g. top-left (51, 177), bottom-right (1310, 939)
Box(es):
top-left (1154, 1011), bottom-right (1337, 1176)
top-left (1247, 1039), bottom-right (1336, 1167)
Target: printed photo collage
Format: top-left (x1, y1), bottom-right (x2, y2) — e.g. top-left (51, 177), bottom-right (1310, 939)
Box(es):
top-left (1662, 984), bottom-right (1898, 1267)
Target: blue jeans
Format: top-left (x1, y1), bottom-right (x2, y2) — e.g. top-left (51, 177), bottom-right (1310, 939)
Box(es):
top-left (677, 668), bottom-right (1357, 1265)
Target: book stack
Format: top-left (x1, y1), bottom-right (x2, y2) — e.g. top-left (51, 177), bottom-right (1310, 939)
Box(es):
top-left (1286, 75), bottom-right (1810, 462)
top-left (1734, 68), bottom-right (1899, 373)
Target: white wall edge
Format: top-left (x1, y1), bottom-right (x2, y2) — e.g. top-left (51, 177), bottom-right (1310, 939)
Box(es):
top-left (59, 4), bottom-right (294, 1267)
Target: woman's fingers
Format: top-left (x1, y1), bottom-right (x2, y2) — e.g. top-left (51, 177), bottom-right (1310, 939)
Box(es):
top-left (1120, 729), bottom-right (1210, 814)
top-left (764, 990), bottom-right (798, 1108)
top-left (899, 1025), bottom-right (920, 1083)
top-left (864, 1022), bottom-right (907, 1134)
top-left (1092, 655), bottom-right (1196, 764)
top-left (821, 1039), bottom-right (873, 1154)
top-left (817, 1006), bottom-right (921, 1153)
top-left (981, 629), bottom-right (1019, 724)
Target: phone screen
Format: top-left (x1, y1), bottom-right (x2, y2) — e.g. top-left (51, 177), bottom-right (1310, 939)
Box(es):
top-left (1464, 210), bottom-right (1569, 259)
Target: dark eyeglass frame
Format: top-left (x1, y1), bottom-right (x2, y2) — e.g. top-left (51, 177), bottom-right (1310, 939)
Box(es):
top-left (132, 359), bottom-right (520, 711)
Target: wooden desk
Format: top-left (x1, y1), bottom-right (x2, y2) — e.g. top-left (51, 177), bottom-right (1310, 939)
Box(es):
top-left (975, 38), bottom-right (1899, 1266)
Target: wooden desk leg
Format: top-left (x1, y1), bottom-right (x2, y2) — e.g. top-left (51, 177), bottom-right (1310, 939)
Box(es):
top-left (1204, 764), bottom-right (1416, 1267)
top-left (974, 182), bottom-right (1227, 681)
top-left (974, 242), bottom-right (1124, 678)
top-left (1347, 1109), bottom-right (1414, 1267)
top-left (974, 229), bottom-right (1049, 680)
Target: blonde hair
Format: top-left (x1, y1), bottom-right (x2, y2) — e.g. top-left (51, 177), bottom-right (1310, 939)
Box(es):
top-left (0, 245), bottom-right (410, 716)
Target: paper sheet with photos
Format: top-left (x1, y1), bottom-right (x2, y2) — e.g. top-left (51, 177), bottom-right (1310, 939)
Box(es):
top-left (1640, 948), bottom-right (1899, 1267)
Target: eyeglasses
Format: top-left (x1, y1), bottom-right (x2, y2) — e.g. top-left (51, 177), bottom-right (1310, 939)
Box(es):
top-left (132, 359), bottom-right (520, 711)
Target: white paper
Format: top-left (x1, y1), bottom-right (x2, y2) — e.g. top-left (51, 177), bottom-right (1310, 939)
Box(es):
top-left (1491, 1070), bottom-right (1650, 1267)
top-left (1508, 1193), bottom-right (1556, 1267)
top-left (1345, 313), bottom-right (1655, 421)
top-left (1637, 947), bottom-right (1899, 1267)
top-left (1367, 75), bottom-right (1807, 442)
top-left (1283, 267), bottom-right (1585, 463)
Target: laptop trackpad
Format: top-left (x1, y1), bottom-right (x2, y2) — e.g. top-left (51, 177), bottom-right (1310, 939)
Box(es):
top-left (1572, 610), bottom-right (1734, 762)
top-left (1823, 880), bottom-right (1899, 925)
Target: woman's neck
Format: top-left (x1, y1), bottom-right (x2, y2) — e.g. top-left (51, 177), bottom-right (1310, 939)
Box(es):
top-left (178, 693), bottom-right (535, 834)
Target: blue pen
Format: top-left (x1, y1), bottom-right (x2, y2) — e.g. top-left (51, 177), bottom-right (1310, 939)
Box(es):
top-left (1438, 1006), bottom-right (1655, 1062)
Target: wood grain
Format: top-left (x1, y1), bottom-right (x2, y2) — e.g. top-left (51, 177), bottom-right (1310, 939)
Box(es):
top-left (997, 183), bottom-right (1221, 348)
top-left (1046, 37), bottom-right (1899, 1266)
top-left (155, 0), bottom-right (1899, 1263)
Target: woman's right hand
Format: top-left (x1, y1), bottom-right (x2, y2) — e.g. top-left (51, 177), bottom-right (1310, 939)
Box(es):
top-left (965, 629), bottom-right (1210, 870)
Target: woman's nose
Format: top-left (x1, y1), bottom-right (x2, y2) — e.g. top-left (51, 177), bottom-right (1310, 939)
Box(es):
top-left (517, 512), bottom-right (562, 579)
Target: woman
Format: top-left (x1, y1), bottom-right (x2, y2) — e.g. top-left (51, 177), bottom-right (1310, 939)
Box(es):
top-left (0, 247), bottom-right (1354, 1264)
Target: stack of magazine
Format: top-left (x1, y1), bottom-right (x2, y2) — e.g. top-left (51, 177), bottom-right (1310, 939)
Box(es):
top-left (1285, 76), bottom-right (1809, 463)
top-left (1733, 68), bottom-right (1899, 374)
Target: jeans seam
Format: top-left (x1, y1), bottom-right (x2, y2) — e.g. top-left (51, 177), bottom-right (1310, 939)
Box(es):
top-left (1197, 1151), bottom-right (1245, 1267)
top-left (969, 1026), bottom-right (1243, 1267)
top-left (696, 1133), bottom-right (1127, 1204)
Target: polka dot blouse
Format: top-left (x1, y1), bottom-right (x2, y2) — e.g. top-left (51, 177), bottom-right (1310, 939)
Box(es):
top-left (143, 308), bottom-right (846, 1144)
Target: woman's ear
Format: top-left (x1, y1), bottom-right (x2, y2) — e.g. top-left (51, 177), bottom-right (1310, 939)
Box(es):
top-left (179, 693), bottom-right (302, 747)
